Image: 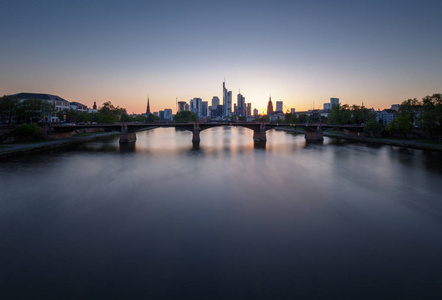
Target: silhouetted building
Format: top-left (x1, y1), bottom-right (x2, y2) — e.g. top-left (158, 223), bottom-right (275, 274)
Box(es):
top-left (14, 92), bottom-right (70, 122)
top-left (190, 97), bottom-right (202, 118)
top-left (237, 93), bottom-right (246, 116)
top-left (223, 81), bottom-right (232, 117)
top-left (177, 101), bottom-right (186, 112)
top-left (276, 101), bottom-right (283, 113)
top-left (146, 97), bottom-right (151, 115)
top-left (211, 96), bottom-right (219, 110)
top-left (246, 103), bottom-right (252, 116)
top-left (70, 102), bottom-right (88, 112)
top-left (201, 101), bottom-right (208, 118)
top-left (164, 109), bottom-right (172, 120)
top-left (267, 96), bottom-right (274, 115)
top-left (330, 98), bottom-right (339, 107)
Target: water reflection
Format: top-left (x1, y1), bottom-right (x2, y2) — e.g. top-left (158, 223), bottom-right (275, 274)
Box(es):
top-left (1, 127), bottom-right (442, 299)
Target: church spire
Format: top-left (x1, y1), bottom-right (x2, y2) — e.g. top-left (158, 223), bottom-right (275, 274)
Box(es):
top-left (146, 96), bottom-right (151, 115)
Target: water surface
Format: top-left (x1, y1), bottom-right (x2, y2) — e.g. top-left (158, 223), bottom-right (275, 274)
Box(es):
top-left (1, 127), bottom-right (442, 299)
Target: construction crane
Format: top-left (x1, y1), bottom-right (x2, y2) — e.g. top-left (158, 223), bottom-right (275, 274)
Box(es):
top-left (284, 104), bottom-right (291, 114)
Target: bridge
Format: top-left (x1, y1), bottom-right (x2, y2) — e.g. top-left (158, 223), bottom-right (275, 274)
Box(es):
top-left (49, 122), bottom-right (365, 144)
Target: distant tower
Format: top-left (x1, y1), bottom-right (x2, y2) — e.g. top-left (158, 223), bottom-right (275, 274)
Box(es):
top-left (330, 98), bottom-right (339, 107)
top-left (146, 96), bottom-right (151, 115)
top-left (267, 96), bottom-right (274, 115)
top-left (93, 101), bottom-right (97, 110)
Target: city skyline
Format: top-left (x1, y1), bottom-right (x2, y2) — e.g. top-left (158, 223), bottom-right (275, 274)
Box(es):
top-left (1, 0), bottom-right (441, 114)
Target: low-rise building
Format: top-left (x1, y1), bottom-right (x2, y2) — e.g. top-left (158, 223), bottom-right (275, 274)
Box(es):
top-left (70, 102), bottom-right (88, 113)
top-left (14, 92), bottom-right (70, 122)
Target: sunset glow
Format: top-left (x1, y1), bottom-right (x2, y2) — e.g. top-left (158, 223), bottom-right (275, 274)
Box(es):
top-left (1, 0), bottom-right (441, 114)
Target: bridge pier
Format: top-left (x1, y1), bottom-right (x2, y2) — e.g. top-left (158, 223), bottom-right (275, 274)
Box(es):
top-left (119, 132), bottom-right (137, 143)
top-left (253, 123), bottom-right (267, 142)
top-left (192, 130), bottom-right (200, 143)
top-left (305, 125), bottom-right (323, 142)
top-left (253, 130), bottom-right (267, 142)
top-left (119, 124), bottom-right (136, 144)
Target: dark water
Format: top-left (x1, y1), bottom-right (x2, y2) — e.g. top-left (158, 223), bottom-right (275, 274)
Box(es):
top-left (1, 127), bottom-right (442, 299)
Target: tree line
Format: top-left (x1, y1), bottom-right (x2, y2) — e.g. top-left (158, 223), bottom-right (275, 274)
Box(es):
top-left (0, 96), bottom-right (158, 124)
top-left (386, 94), bottom-right (442, 134)
top-left (0, 95), bottom-right (54, 124)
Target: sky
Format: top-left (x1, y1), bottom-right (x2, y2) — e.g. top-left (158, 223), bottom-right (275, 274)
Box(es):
top-left (1, 0), bottom-right (441, 114)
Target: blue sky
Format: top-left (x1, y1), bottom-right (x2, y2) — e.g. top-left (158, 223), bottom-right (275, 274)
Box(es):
top-left (1, 0), bottom-right (441, 113)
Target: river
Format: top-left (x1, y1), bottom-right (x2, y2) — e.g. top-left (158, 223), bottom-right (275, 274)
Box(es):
top-left (1, 127), bottom-right (442, 299)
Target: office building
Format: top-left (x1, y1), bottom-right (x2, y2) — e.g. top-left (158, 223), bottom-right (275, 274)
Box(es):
top-left (276, 101), bottom-right (283, 113)
top-left (164, 109), bottom-right (172, 120)
top-left (267, 96), bottom-right (274, 115)
top-left (222, 81), bottom-right (232, 117)
top-left (177, 101), bottom-right (186, 112)
top-left (237, 93), bottom-right (246, 117)
top-left (14, 92), bottom-right (70, 122)
top-left (211, 96), bottom-right (219, 110)
top-left (201, 101), bottom-right (208, 118)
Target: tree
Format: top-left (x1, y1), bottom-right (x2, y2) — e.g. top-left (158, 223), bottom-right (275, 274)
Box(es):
top-left (386, 115), bottom-right (413, 136)
top-left (173, 111), bottom-right (197, 122)
top-left (284, 113), bottom-right (299, 124)
top-left (398, 98), bottom-right (420, 125)
top-left (134, 115), bottom-right (147, 122)
top-left (14, 123), bottom-right (40, 140)
top-left (308, 110), bottom-right (321, 123)
top-left (120, 113), bottom-right (132, 122)
top-left (97, 101), bottom-right (126, 123)
top-left (0, 95), bottom-right (18, 124)
top-left (146, 113), bottom-right (159, 123)
top-left (350, 105), bottom-right (377, 125)
top-left (327, 104), bottom-right (351, 124)
top-left (16, 98), bottom-right (54, 123)
top-left (57, 109), bottom-right (87, 123)
top-left (298, 114), bottom-right (308, 123)
top-left (255, 115), bottom-right (269, 122)
top-left (364, 119), bottom-right (382, 134)
top-left (420, 94), bottom-right (442, 129)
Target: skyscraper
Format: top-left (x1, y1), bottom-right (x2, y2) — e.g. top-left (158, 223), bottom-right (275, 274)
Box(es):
top-left (177, 101), bottom-right (186, 112)
top-left (237, 93), bottom-right (246, 116)
top-left (223, 81), bottom-right (232, 117)
top-left (223, 81), bottom-right (228, 117)
top-left (201, 101), bottom-right (208, 118)
top-left (228, 91), bottom-right (232, 116)
top-left (276, 101), bottom-right (283, 113)
top-left (164, 109), bottom-right (172, 120)
top-left (211, 96), bottom-right (219, 110)
top-left (267, 96), bottom-right (273, 115)
top-left (246, 103), bottom-right (252, 116)
top-left (330, 98), bottom-right (339, 107)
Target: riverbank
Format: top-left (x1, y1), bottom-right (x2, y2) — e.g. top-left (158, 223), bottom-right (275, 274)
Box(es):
top-left (0, 131), bottom-right (119, 159)
top-left (2, 127), bottom-right (442, 159)
top-left (275, 127), bottom-right (442, 152)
